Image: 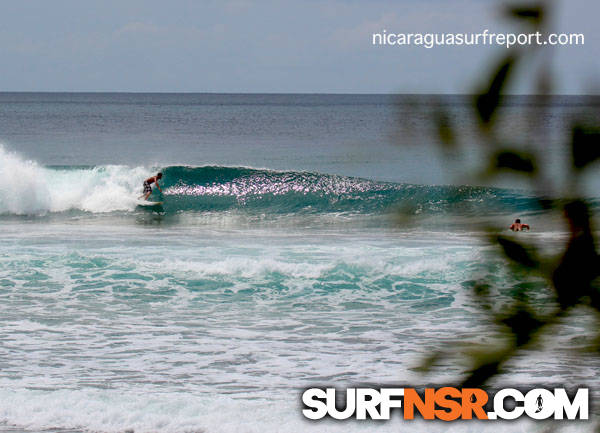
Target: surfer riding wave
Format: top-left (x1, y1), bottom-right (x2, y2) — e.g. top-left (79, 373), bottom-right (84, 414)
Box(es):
top-left (141, 173), bottom-right (163, 200)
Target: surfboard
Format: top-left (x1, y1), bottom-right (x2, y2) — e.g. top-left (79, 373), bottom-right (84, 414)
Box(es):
top-left (136, 200), bottom-right (163, 207)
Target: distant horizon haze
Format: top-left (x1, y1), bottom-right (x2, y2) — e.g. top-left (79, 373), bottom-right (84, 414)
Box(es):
top-left (0, 0), bottom-right (596, 94)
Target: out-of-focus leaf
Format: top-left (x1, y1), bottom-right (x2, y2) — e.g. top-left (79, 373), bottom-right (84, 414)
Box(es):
top-left (415, 351), bottom-right (444, 374)
top-left (589, 280), bottom-right (600, 311)
top-left (572, 125), bottom-right (600, 170)
top-left (475, 57), bottom-right (515, 125)
top-left (497, 236), bottom-right (538, 268)
top-left (507, 5), bottom-right (544, 24)
top-left (462, 359), bottom-right (503, 388)
top-left (500, 307), bottom-right (544, 347)
top-left (564, 200), bottom-right (591, 229)
top-left (553, 200), bottom-right (599, 308)
top-left (462, 280), bottom-right (493, 310)
top-left (537, 198), bottom-right (555, 210)
top-left (435, 110), bottom-right (456, 149)
top-left (536, 67), bottom-right (553, 95)
top-left (494, 150), bottom-right (536, 173)
top-left (473, 282), bottom-right (491, 297)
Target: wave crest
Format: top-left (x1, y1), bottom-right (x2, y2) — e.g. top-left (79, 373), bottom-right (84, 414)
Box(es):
top-left (0, 146), bottom-right (540, 217)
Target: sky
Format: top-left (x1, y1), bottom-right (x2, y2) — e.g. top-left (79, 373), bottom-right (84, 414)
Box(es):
top-left (0, 0), bottom-right (597, 94)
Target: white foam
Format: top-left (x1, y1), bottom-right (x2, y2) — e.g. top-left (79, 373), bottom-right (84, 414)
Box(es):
top-left (0, 385), bottom-right (584, 433)
top-left (0, 145), bottom-right (153, 215)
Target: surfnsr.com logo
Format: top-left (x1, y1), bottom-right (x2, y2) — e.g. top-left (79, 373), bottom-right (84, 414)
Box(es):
top-left (302, 387), bottom-right (589, 421)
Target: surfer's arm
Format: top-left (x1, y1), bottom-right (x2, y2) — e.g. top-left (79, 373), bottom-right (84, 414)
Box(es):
top-left (522, 224), bottom-right (530, 230)
top-left (156, 181), bottom-right (162, 192)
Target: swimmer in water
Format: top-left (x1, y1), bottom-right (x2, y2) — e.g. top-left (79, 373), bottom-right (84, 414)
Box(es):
top-left (509, 218), bottom-right (530, 232)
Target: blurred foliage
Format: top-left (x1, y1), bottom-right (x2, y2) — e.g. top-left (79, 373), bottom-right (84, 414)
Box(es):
top-left (409, 0), bottom-right (600, 401)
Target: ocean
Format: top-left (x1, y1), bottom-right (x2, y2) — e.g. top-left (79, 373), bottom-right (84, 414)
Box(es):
top-left (0, 93), bottom-right (599, 433)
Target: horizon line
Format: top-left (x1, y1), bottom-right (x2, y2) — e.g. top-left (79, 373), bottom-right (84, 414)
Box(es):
top-left (0, 91), bottom-right (598, 97)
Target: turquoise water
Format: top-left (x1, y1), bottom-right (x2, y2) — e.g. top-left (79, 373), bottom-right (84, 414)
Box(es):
top-left (0, 94), bottom-right (599, 433)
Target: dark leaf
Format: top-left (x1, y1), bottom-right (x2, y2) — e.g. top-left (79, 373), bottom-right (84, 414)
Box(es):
top-left (564, 200), bottom-right (590, 228)
top-left (508, 5), bottom-right (544, 24)
top-left (500, 307), bottom-right (544, 347)
top-left (564, 199), bottom-right (591, 230)
top-left (469, 281), bottom-right (492, 310)
top-left (435, 110), bottom-right (456, 149)
top-left (415, 351), bottom-right (444, 373)
top-left (462, 360), bottom-right (502, 388)
top-left (553, 201), bottom-right (599, 308)
top-left (537, 198), bottom-right (555, 210)
top-left (475, 57), bottom-right (515, 125)
top-left (497, 236), bottom-right (538, 268)
top-left (572, 125), bottom-right (600, 170)
top-left (473, 282), bottom-right (491, 297)
top-left (494, 150), bottom-right (536, 173)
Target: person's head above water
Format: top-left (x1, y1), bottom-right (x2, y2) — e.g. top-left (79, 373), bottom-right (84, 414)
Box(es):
top-left (157, 172), bottom-right (163, 179)
top-left (510, 218), bottom-right (529, 231)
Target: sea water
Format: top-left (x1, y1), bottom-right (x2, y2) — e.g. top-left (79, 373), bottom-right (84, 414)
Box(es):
top-left (0, 93), bottom-right (599, 433)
